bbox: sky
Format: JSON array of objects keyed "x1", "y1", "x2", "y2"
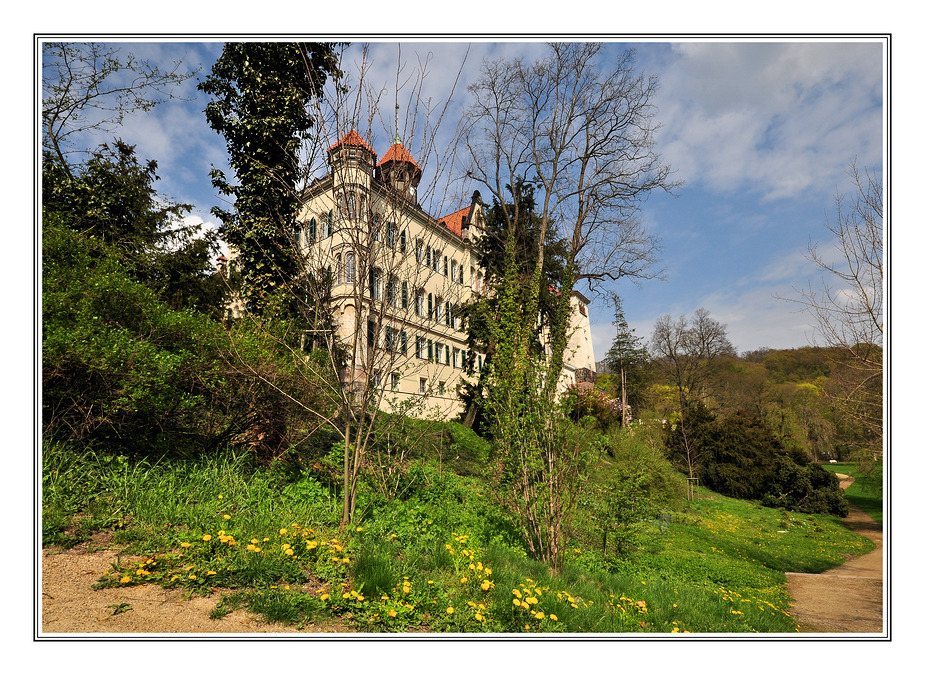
[{"x1": 39, "y1": 37, "x2": 886, "y2": 364}]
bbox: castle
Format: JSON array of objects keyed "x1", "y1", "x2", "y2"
[{"x1": 224, "y1": 129, "x2": 595, "y2": 419}]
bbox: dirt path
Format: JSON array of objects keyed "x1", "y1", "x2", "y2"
[
  {"x1": 785, "y1": 474, "x2": 884, "y2": 634},
  {"x1": 40, "y1": 531, "x2": 351, "y2": 635}
]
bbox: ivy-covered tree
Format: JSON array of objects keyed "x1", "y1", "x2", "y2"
[
  {"x1": 458, "y1": 182, "x2": 569, "y2": 429},
  {"x1": 198, "y1": 42, "x2": 343, "y2": 315}
]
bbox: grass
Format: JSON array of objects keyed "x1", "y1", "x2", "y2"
[
  {"x1": 42, "y1": 441, "x2": 874, "y2": 634},
  {"x1": 822, "y1": 461, "x2": 884, "y2": 525}
]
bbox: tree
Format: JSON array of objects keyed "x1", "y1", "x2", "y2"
[
  {"x1": 42, "y1": 141, "x2": 223, "y2": 316},
  {"x1": 603, "y1": 294, "x2": 649, "y2": 427},
  {"x1": 42, "y1": 42, "x2": 195, "y2": 175},
  {"x1": 462, "y1": 42, "x2": 675, "y2": 573},
  {"x1": 785, "y1": 161, "x2": 883, "y2": 446},
  {"x1": 457, "y1": 181, "x2": 570, "y2": 429},
  {"x1": 464, "y1": 43, "x2": 675, "y2": 401},
  {"x1": 649, "y1": 308, "x2": 736, "y2": 413},
  {"x1": 199, "y1": 42, "x2": 343, "y2": 314}
]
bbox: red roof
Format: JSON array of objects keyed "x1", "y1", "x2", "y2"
[
  {"x1": 439, "y1": 206, "x2": 469, "y2": 237},
  {"x1": 327, "y1": 130, "x2": 377, "y2": 157},
  {"x1": 378, "y1": 142, "x2": 421, "y2": 170}
]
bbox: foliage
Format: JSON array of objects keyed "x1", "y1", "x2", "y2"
[
  {"x1": 43, "y1": 142, "x2": 224, "y2": 316},
  {"x1": 42, "y1": 223, "x2": 333, "y2": 458},
  {"x1": 664, "y1": 406, "x2": 848, "y2": 516},
  {"x1": 199, "y1": 42, "x2": 342, "y2": 314}
]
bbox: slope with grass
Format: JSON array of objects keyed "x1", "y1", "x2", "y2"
[{"x1": 41, "y1": 436, "x2": 876, "y2": 635}]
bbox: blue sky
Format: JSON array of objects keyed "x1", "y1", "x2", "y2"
[{"x1": 43, "y1": 38, "x2": 885, "y2": 362}]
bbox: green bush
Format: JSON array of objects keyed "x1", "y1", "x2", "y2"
[{"x1": 664, "y1": 406, "x2": 848, "y2": 516}]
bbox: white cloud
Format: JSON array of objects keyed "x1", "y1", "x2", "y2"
[{"x1": 654, "y1": 41, "x2": 883, "y2": 201}]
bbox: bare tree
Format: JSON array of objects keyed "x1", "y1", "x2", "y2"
[
  {"x1": 649, "y1": 308, "x2": 737, "y2": 413},
  {"x1": 42, "y1": 42, "x2": 196, "y2": 175},
  {"x1": 461, "y1": 42, "x2": 676, "y2": 573},
  {"x1": 786, "y1": 161, "x2": 883, "y2": 442}
]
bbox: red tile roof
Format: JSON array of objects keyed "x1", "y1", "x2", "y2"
[
  {"x1": 327, "y1": 130, "x2": 377, "y2": 157},
  {"x1": 439, "y1": 206, "x2": 469, "y2": 237},
  {"x1": 378, "y1": 142, "x2": 421, "y2": 170}
]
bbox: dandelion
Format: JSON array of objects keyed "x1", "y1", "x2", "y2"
[
  {"x1": 120, "y1": 575, "x2": 131, "y2": 584},
  {"x1": 202, "y1": 534, "x2": 212, "y2": 542},
  {"x1": 534, "y1": 612, "x2": 545, "y2": 620},
  {"x1": 279, "y1": 528, "x2": 288, "y2": 535},
  {"x1": 446, "y1": 607, "x2": 455, "y2": 614},
  {"x1": 550, "y1": 614, "x2": 558, "y2": 622},
  {"x1": 389, "y1": 609, "x2": 397, "y2": 618},
  {"x1": 320, "y1": 594, "x2": 330, "y2": 601},
  {"x1": 180, "y1": 542, "x2": 192, "y2": 548}
]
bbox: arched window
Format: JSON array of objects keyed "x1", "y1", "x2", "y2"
[{"x1": 345, "y1": 252, "x2": 355, "y2": 283}]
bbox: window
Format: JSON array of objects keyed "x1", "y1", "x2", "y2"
[
  {"x1": 386, "y1": 222, "x2": 397, "y2": 249},
  {"x1": 401, "y1": 281, "x2": 409, "y2": 309},
  {"x1": 451, "y1": 259, "x2": 457, "y2": 282},
  {"x1": 400, "y1": 230, "x2": 407, "y2": 254},
  {"x1": 391, "y1": 372, "x2": 400, "y2": 391},
  {"x1": 367, "y1": 320, "x2": 377, "y2": 349},
  {"x1": 416, "y1": 336, "x2": 426, "y2": 359},
  {"x1": 369, "y1": 268, "x2": 381, "y2": 300},
  {"x1": 308, "y1": 218, "x2": 317, "y2": 242},
  {"x1": 416, "y1": 290, "x2": 425, "y2": 318},
  {"x1": 326, "y1": 214, "x2": 334, "y2": 238},
  {"x1": 385, "y1": 326, "x2": 398, "y2": 352},
  {"x1": 438, "y1": 381, "x2": 445, "y2": 395},
  {"x1": 292, "y1": 223, "x2": 301, "y2": 247},
  {"x1": 345, "y1": 253, "x2": 355, "y2": 283},
  {"x1": 427, "y1": 339, "x2": 434, "y2": 361},
  {"x1": 453, "y1": 347, "x2": 459, "y2": 369},
  {"x1": 419, "y1": 378, "x2": 427, "y2": 394},
  {"x1": 443, "y1": 256, "x2": 448, "y2": 276},
  {"x1": 386, "y1": 275, "x2": 398, "y2": 306},
  {"x1": 428, "y1": 293, "x2": 433, "y2": 319},
  {"x1": 372, "y1": 370, "x2": 382, "y2": 388},
  {"x1": 433, "y1": 250, "x2": 440, "y2": 272},
  {"x1": 446, "y1": 302, "x2": 453, "y2": 328},
  {"x1": 416, "y1": 240, "x2": 423, "y2": 263},
  {"x1": 434, "y1": 298, "x2": 442, "y2": 324},
  {"x1": 400, "y1": 330, "x2": 408, "y2": 355},
  {"x1": 459, "y1": 266, "x2": 464, "y2": 285},
  {"x1": 426, "y1": 246, "x2": 432, "y2": 268},
  {"x1": 436, "y1": 342, "x2": 444, "y2": 365}
]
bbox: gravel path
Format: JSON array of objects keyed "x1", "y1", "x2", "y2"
[{"x1": 785, "y1": 474, "x2": 884, "y2": 634}]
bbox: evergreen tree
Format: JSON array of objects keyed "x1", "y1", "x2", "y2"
[{"x1": 603, "y1": 294, "x2": 649, "y2": 427}]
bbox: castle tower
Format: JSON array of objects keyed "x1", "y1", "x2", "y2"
[{"x1": 375, "y1": 137, "x2": 423, "y2": 204}]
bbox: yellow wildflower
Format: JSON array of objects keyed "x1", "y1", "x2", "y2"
[{"x1": 202, "y1": 534, "x2": 212, "y2": 542}]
